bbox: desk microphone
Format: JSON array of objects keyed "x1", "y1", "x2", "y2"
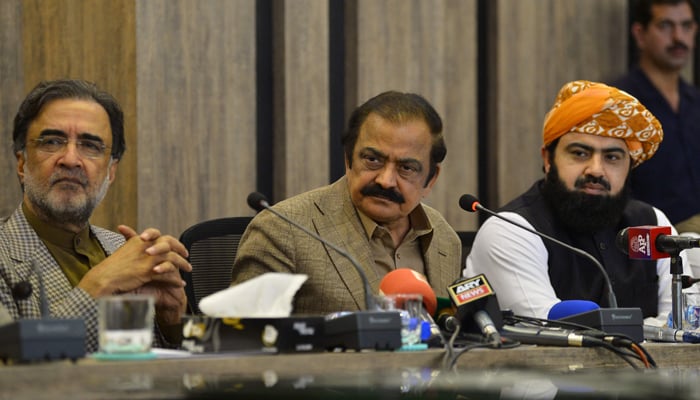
[
  {"x1": 643, "y1": 325, "x2": 700, "y2": 344},
  {"x1": 616, "y1": 226, "x2": 700, "y2": 259},
  {"x1": 379, "y1": 268, "x2": 438, "y2": 316},
  {"x1": 446, "y1": 274, "x2": 503, "y2": 346},
  {"x1": 616, "y1": 226, "x2": 691, "y2": 330},
  {"x1": 0, "y1": 261, "x2": 86, "y2": 363},
  {"x1": 501, "y1": 325, "x2": 605, "y2": 347},
  {"x1": 460, "y1": 194, "x2": 643, "y2": 342},
  {"x1": 246, "y1": 192, "x2": 401, "y2": 350}
]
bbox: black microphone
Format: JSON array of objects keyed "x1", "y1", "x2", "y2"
[
  {"x1": 246, "y1": 192, "x2": 402, "y2": 351},
  {"x1": 446, "y1": 274, "x2": 503, "y2": 346},
  {"x1": 643, "y1": 324, "x2": 700, "y2": 343},
  {"x1": 682, "y1": 276, "x2": 700, "y2": 289},
  {"x1": 11, "y1": 281, "x2": 32, "y2": 302},
  {"x1": 460, "y1": 194, "x2": 643, "y2": 342},
  {"x1": 0, "y1": 261, "x2": 86, "y2": 363},
  {"x1": 501, "y1": 325, "x2": 605, "y2": 347}
]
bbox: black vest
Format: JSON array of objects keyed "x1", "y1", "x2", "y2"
[{"x1": 501, "y1": 180, "x2": 660, "y2": 317}]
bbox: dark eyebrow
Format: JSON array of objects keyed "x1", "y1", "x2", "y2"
[
  {"x1": 39, "y1": 129, "x2": 105, "y2": 143},
  {"x1": 39, "y1": 129, "x2": 67, "y2": 138},
  {"x1": 360, "y1": 147, "x2": 388, "y2": 160},
  {"x1": 566, "y1": 142, "x2": 626, "y2": 155},
  {"x1": 396, "y1": 157, "x2": 423, "y2": 171}
]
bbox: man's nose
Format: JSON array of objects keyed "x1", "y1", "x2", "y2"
[
  {"x1": 375, "y1": 164, "x2": 398, "y2": 187},
  {"x1": 56, "y1": 141, "x2": 84, "y2": 167},
  {"x1": 584, "y1": 154, "x2": 605, "y2": 176}
]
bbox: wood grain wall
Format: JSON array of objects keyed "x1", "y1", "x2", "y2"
[{"x1": 0, "y1": 0, "x2": 634, "y2": 238}]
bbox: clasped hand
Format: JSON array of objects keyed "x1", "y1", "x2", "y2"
[{"x1": 79, "y1": 225, "x2": 192, "y2": 326}]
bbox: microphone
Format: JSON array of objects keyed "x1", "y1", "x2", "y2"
[
  {"x1": 379, "y1": 269, "x2": 438, "y2": 316},
  {"x1": 0, "y1": 261, "x2": 86, "y2": 363},
  {"x1": 246, "y1": 192, "x2": 402, "y2": 351},
  {"x1": 460, "y1": 194, "x2": 643, "y2": 342},
  {"x1": 379, "y1": 269, "x2": 446, "y2": 347},
  {"x1": 501, "y1": 325, "x2": 604, "y2": 347},
  {"x1": 682, "y1": 276, "x2": 700, "y2": 289},
  {"x1": 446, "y1": 274, "x2": 503, "y2": 346},
  {"x1": 643, "y1": 324, "x2": 700, "y2": 344},
  {"x1": 460, "y1": 194, "x2": 617, "y2": 308},
  {"x1": 547, "y1": 300, "x2": 600, "y2": 320},
  {"x1": 616, "y1": 226, "x2": 690, "y2": 330},
  {"x1": 616, "y1": 226, "x2": 700, "y2": 259}
]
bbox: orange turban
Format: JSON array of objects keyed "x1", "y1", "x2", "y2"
[{"x1": 542, "y1": 80, "x2": 663, "y2": 168}]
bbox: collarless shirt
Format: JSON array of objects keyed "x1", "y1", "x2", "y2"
[
  {"x1": 611, "y1": 67, "x2": 700, "y2": 224},
  {"x1": 22, "y1": 202, "x2": 107, "y2": 287},
  {"x1": 356, "y1": 205, "x2": 433, "y2": 277}
]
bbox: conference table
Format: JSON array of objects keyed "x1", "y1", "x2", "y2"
[{"x1": 2, "y1": 342, "x2": 700, "y2": 399}]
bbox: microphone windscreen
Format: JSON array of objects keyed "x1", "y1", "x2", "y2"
[
  {"x1": 615, "y1": 228, "x2": 629, "y2": 255},
  {"x1": 458, "y1": 194, "x2": 479, "y2": 212},
  {"x1": 379, "y1": 269, "x2": 438, "y2": 316},
  {"x1": 247, "y1": 192, "x2": 269, "y2": 211},
  {"x1": 547, "y1": 300, "x2": 600, "y2": 320}
]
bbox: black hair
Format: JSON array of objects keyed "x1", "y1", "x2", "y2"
[
  {"x1": 342, "y1": 91, "x2": 446, "y2": 186},
  {"x1": 12, "y1": 79, "x2": 125, "y2": 160},
  {"x1": 633, "y1": 0, "x2": 698, "y2": 26}
]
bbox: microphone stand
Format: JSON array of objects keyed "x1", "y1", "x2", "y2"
[{"x1": 670, "y1": 250, "x2": 684, "y2": 330}]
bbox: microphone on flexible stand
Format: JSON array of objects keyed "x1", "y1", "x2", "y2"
[
  {"x1": 616, "y1": 226, "x2": 690, "y2": 330},
  {"x1": 246, "y1": 192, "x2": 401, "y2": 350},
  {"x1": 459, "y1": 194, "x2": 643, "y2": 342},
  {"x1": 0, "y1": 261, "x2": 86, "y2": 363}
]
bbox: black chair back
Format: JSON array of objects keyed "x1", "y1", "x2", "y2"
[
  {"x1": 456, "y1": 231, "x2": 477, "y2": 269},
  {"x1": 179, "y1": 216, "x2": 253, "y2": 314}
]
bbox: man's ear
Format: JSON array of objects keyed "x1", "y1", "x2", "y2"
[
  {"x1": 107, "y1": 159, "x2": 119, "y2": 184},
  {"x1": 541, "y1": 146, "x2": 551, "y2": 174},
  {"x1": 16, "y1": 151, "x2": 25, "y2": 186},
  {"x1": 631, "y1": 22, "x2": 646, "y2": 51}
]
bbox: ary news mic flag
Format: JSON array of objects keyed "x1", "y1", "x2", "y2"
[
  {"x1": 623, "y1": 226, "x2": 672, "y2": 260},
  {"x1": 446, "y1": 274, "x2": 503, "y2": 334}
]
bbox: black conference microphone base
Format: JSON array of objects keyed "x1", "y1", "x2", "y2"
[
  {"x1": 559, "y1": 307, "x2": 643, "y2": 342},
  {"x1": 0, "y1": 319, "x2": 86, "y2": 363},
  {"x1": 324, "y1": 311, "x2": 402, "y2": 351}
]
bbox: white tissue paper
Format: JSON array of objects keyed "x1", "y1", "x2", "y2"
[{"x1": 198, "y1": 273, "x2": 308, "y2": 318}]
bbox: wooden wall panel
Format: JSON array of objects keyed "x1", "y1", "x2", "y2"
[
  {"x1": 273, "y1": 0, "x2": 330, "y2": 200},
  {"x1": 18, "y1": 0, "x2": 138, "y2": 231},
  {"x1": 352, "y1": 0, "x2": 478, "y2": 231},
  {"x1": 135, "y1": 0, "x2": 257, "y2": 236},
  {"x1": 492, "y1": 0, "x2": 629, "y2": 207},
  {"x1": 0, "y1": 0, "x2": 24, "y2": 218},
  {"x1": 0, "y1": 0, "x2": 656, "y2": 239}
]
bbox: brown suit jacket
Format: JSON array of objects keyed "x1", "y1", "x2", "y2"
[{"x1": 232, "y1": 177, "x2": 461, "y2": 314}]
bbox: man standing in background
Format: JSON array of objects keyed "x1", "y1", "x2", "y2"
[{"x1": 611, "y1": 0, "x2": 700, "y2": 233}]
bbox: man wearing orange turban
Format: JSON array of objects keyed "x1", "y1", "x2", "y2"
[{"x1": 465, "y1": 80, "x2": 691, "y2": 323}]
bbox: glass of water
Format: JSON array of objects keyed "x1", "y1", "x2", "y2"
[{"x1": 98, "y1": 294, "x2": 155, "y2": 354}]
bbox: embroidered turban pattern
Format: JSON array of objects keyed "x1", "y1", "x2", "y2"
[{"x1": 542, "y1": 80, "x2": 663, "y2": 168}]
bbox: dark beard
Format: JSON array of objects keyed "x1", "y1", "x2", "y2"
[{"x1": 541, "y1": 165, "x2": 630, "y2": 233}]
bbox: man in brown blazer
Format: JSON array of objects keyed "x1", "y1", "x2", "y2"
[{"x1": 232, "y1": 91, "x2": 461, "y2": 314}]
